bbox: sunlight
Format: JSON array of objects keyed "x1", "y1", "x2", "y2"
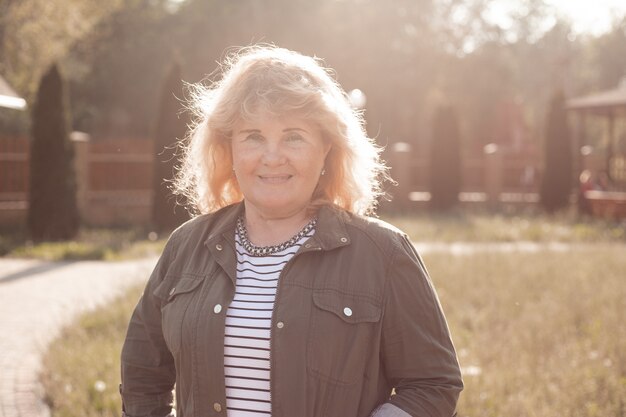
[
  {"x1": 348, "y1": 89, "x2": 367, "y2": 109},
  {"x1": 547, "y1": 0, "x2": 626, "y2": 35},
  {"x1": 164, "y1": 0, "x2": 187, "y2": 13},
  {"x1": 486, "y1": 0, "x2": 626, "y2": 36}
]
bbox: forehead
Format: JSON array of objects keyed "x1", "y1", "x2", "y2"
[{"x1": 235, "y1": 112, "x2": 318, "y2": 132}]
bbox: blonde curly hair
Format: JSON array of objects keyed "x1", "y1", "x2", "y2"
[{"x1": 174, "y1": 45, "x2": 387, "y2": 216}]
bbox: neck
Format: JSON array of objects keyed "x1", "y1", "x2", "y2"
[{"x1": 243, "y1": 203, "x2": 314, "y2": 247}]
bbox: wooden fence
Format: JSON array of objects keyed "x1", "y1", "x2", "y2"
[
  {"x1": 0, "y1": 137, "x2": 29, "y2": 225},
  {"x1": 0, "y1": 135, "x2": 154, "y2": 228},
  {"x1": 0, "y1": 136, "x2": 614, "y2": 228},
  {"x1": 84, "y1": 137, "x2": 154, "y2": 225},
  {"x1": 385, "y1": 142, "x2": 544, "y2": 210}
]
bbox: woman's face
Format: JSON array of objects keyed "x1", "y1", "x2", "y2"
[{"x1": 231, "y1": 113, "x2": 331, "y2": 220}]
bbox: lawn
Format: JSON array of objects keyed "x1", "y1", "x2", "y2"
[
  {"x1": 41, "y1": 284, "x2": 144, "y2": 417},
  {"x1": 426, "y1": 248, "x2": 625, "y2": 417},
  {"x1": 381, "y1": 208, "x2": 626, "y2": 243},
  {"x1": 40, "y1": 244, "x2": 626, "y2": 417},
  {"x1": 3, "y1": 207, "x2": 625, "y2": 261},
  {"x1": 0, "y1": 228, "x2": 167, "y2": 260}
]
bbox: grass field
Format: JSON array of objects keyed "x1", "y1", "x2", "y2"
[
  {"x1": 382, "y1": 209, "x2": 626, "y2": 243},
  {"x1": 426, "y1": 247, "x2": 625, "y2": 417},
  {"x1": 40, "y1": 243, "x2": 626, "y2": 417},
  {"x1": 41, "y1": 284, "x2": 144, "y2": 417},
  {"x1": 3, "y1": 207, "x2": 625, "y2": 261},
  {"x1": 0, "y1": 228, "x2": 167, "y2": 260}
]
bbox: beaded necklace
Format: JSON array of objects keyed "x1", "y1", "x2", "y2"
[{"x1": 236, "y1": 215, "x2": 316, "y2": 256}]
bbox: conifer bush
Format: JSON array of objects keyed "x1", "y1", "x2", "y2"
[
  {"x1": 540, "y1": 90, "x2": 573, "y2": 213},
  {"x1": 429, "y1": 105, "x2": 462, "y2": 211},
  {"x1": 28, "y1": 64, "x2": 79, "y2": 240}
]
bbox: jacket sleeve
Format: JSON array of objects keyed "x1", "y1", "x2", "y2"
[
  {"x1": 120, "y1": 233, "x2": 179, "y2": 417},
  {"x1": 378, "y1": 235, "x2": 463, "y2": 417}
]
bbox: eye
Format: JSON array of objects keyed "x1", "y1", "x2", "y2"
[
  {"x1": 285, "y1": 132, "x2": 305, "y2": 143},
  {"x1": 244, "y1": 132, "x2": 264, "y2": 142}
]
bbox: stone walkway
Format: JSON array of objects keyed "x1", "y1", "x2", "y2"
[
  {"x1": 0, "y1": 257, "x2": 157, "y2": 417},
  {"x1": 412, "y1": 240, "x2": 613, "y2": 255}
]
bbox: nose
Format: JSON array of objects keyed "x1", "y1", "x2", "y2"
[{"x1": 261, "y1": 142, "x2": 286, "y2": 166}]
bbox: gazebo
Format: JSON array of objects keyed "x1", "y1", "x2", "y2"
[
  {"x1": 0, "y1": 74, "x2": 26, "y2": 110},
  {"x1": 567, "y1": 78, "x2": 626, "y2": 218}
]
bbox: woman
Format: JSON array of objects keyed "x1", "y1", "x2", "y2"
[{"x1": 121, "y1": 46, "x2": 463, "y2": 417}]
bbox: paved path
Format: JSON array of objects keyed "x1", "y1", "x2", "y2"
[
  {"x1": 0, "y1": 257, "x2": 158, "y2": 417},
  {"x1": 412, "y1": 240, "x2": 620, "y2": 255}
]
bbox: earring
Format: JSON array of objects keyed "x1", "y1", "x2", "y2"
[{"x1": 321, "y1": 169, "x2": 326, "y2": 176}]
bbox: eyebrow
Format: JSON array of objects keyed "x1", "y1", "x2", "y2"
[{"x1": 237, "y1": 127, "x2": 309, "y2": 134}]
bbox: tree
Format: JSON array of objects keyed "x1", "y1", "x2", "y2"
[
  {"x1": 540, "y1": 90, "x2": 572, "y2": 213},
  {"x1": 429, "y1": 105, "x2": 462, "y2": 210},
  {"x1": 152, "y1": 61, "x2": 190, "y2": 231},
  {"x1": 0, "y1": 0, "x2": 129, "y2": 104},
  {"x1": 586, "y1": 17, "x2": 626, "y2": 90},
  {"x1": 27, "y1": 64, "x2": 79, "y2": 240},
  {"x1": 65, "y1": 0, "x2": 174, "y2": 135}
]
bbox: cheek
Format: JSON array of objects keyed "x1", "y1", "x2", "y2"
[
  {"x1": 232, "y1": 149, "x2": 256, "y2": 170},
  {"x1": 311, "y1": 148, "x2": 328, "y2": 169},
  {"x1": 300, "y1": 156, "x2": 325, "y2": 179}
]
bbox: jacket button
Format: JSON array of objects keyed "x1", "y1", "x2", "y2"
[
  {"x1": 169, "y1": 287, "x2": 176, "y2": 295},
  {"x1": 213, "y1": 402, "x2": 222, "y2": 412},
  {"x1": 213, "y1": 304, "x2": 222, "y2": 314},
  {"x1": 216, "y1": 244, "x2": 223, "y2": 251},
  {"x1": 340, "y1": 237, "x2": 348, "y2": 243},
  {"x1": 343, "y1": 307, "x2": 353, "y2": 317},
  {"x1": 276, "y1": 321, "x2": 284, "y2": 329}
]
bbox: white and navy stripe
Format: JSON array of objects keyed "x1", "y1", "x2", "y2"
[{"x1": 224, "y1": 228, "x2": 315, "y2": 416}]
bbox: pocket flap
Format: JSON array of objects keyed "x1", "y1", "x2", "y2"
[
  {"x1": 312, "y1": 290, "x2": 381, "y2": 324},
  {"x1": 153, "y1": 276, "x2": 204, "y2": 302}
]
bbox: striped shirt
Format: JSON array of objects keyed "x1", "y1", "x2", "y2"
[{"x1": 224, "y1": 227, "x2": 315, "y2": 416}]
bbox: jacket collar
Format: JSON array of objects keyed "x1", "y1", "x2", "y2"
[
  {"x1": 311, "y1": 204, "x2": 351, "y2": 250},
  {"x1": 203, "y1": 202, "x2": 244, "y2": 248},
  {"x1": 203, "y1": 201, "x2": 351, "y2": 252}
]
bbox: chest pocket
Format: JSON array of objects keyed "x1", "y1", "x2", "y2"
[
  {"x1": 153, "y1": 275, "x2": 205, "y2": 353},
  {"x1": 307, "y1": 289, "x2": 382, "y2": 385}
]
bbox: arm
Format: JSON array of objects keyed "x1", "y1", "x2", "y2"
[
  {"x1": 376, "y1": 235, "x2": 463, "y2": 417},
  {"x1": 120, "y1": 234, "x2": 179, "y2": 417}
]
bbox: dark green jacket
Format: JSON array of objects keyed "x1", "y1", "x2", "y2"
[{"x1": 120, "y1": 203, "x2": 463, "y2": 417}]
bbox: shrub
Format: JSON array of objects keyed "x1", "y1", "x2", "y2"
[
  {"x1": 27, "y1": 64, "x2": 79, "y2": 241},
  {"x1": 540, "y1": 90, "x2": 573, "y2": 213},
  {"x1": 429, "y1": 105, "x2": 462, "y2": 211}
]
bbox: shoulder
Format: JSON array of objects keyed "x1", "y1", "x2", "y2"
[
  {"x1": 345, "y1": 212, "x2": 405, "y2": 238},
  {"x1": 343, "y1": 214, "x2": 433, "y2": 301},
  {"x1": 318, "y1": 205, "x2": 411, "y2": 260},
  {"x1": 165, "y1": 203, "x2": 241, "y2": 254},
  {"x1": 340, "y1": 210, "x2": 427, "y2": 275},
  {"x1": 343, "y1": 211, "x2": 410, "y2": 255}
]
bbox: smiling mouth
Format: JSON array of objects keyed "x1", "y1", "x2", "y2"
[{"x1": 258, "y1": 175, "x2": 293, "y2": 183}]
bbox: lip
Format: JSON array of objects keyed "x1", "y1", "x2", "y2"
[{"x1": 258, "y1": 174, "x2": 293, "y2": 183}]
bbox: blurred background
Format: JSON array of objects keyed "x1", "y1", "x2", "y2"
[{"x1": 1, "y1": 0, "x2": 625, "y2": 231}]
